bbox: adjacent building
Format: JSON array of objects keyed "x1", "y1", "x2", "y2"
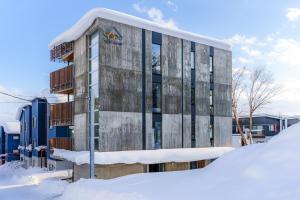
[
  {"x1": 31, "y1": 98, "x2": 48, "y2": 168},
  {"x1": 232, "y1": 114, "x2": 300, "y2": 146},
  {"x1": 18, "y1": 104, "x2": 32, "y2": 168},
  {"x1": 49, "y1": 8, "x2": 232, "y2": 179},
  {"x1": 0, "y1": 122, "x2": 20, "y2": 162},
  {"x1": 0, "y1": 126, "x2": 5, "y2": 164}
]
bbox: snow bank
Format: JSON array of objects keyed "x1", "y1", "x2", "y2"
[
  {"x1": 58, "y1": 123, "x2": 300, "y2": 200},
  {"x1": 49, "y1": 8, "x2": 231, "y2": 51},
  {"x1": 0, "y1": 162, "x2": 70, "y2": 200},
  {"x1": 53, "y1": 147, "x2": 234, "y2": 165}
]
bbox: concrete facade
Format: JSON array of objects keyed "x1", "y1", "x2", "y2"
[{"x1": 68, "y1": 14, "x2": 232, "y2": 179}]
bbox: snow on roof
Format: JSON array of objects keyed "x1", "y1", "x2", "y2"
[
  {"x1": 1, "y1": 122, "x2": 20, "y2": 134},
  {"x1": 15, "y1": 104, "x2": 31, "y2": 120},
  {"x1": 238, "y1": 113, "x2": 300, "y2": 120},
  {"x1": 49, "y1": 8, "x2": 231, "y2": 51},
  {"x1": 53, "y1": 147, "x2": 234, "y2": 165}
]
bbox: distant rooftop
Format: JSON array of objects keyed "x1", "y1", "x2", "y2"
[
  {"x1": 0, "y1": 122, "x2": 20, "y2": 134},
  {"x1": 238, "y1": 114, "x2": 300, "y2": 120},
  {"x1": 49, "y1": 8, "x2": 231, "y2": 51}
]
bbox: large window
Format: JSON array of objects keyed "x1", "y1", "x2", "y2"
[
  {"x1": 152, "y1": 33, "x2": 162, "y2": 149},
  {"x1": 152, "y1": 44, "x2": 161, "y2": 74},
  {"x1": 191, "y1": 49, "x2": 196, "y2": 147},
  {"x1": 209, "y1": 49, "x2": 214, "y2": 146},
  {"x1": 88, "y1": 31, "x2": 100, "y2": 151}
]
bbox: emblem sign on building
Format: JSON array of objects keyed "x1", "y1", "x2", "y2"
[{"x1": 103, "y1": 27, "x2": 122, "y2": 45}]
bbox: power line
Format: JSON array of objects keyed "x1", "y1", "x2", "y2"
[{"x1": 0, "y1": 91, "x2": 31, "y2": 102}]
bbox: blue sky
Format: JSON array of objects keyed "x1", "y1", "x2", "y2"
[{"x1": 1, "y1": 0, "x2": 300, "y2": 121}]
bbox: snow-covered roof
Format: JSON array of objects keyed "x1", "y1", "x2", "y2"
[
  {"x1": 1, "y1": 122, "x2": 20, "y2": 134},
  {"x1": 238, "y1": 114, "x2": 300, "y2": 120},
  {"x1": 49, "y1": 8, "x2": 231, "y2": 51},
  {"x1": 53, "y1": 147, "x2": 234, "y2": 165}
]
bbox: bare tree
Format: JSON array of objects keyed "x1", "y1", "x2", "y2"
[
  {"x1": 246, "y1": 67, "x2": 280, "y2": 144},
  {"x1": 232, "y1": 67, "x2": 247, "y2": 146}
]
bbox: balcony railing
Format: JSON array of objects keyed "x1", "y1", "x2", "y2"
[
  {"x1": 50, "y1": 102, "x2": 74, "y2": 126},
  {"x1": 50, "y1": 42, "x2": 74, "y2": 62},
  {"x1": 50, "y1": 65, "x2": 74, "y2": 94}
]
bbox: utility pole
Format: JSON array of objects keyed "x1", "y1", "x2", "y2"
[{"x1": 89, "y1": 89, "x2": 95, "y2": 179}]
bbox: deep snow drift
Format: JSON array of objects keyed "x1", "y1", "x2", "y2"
[
  {"x1": 58, "y1": 123, "x2": 300, "y2": 200},
  {"x1": 0, "y1": 162, "x2": 68, "y2": 200}
]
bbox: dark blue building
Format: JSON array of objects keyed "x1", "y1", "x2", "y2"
[
  {"x1": 18, "y1": 105, "x2": 32, "y2": 165},
  {"x1": 31, "y1": 98, "x2": 48, "y2": 167},
  {"x1": 0, "y1": 122, "x2": 21, "y2": 162},
  {"x1": 5, "y1": 133, "x2": 20, "y2": 162},
  {"x1": 0, "y1": 126, "x2": 5, "y2": 164}
]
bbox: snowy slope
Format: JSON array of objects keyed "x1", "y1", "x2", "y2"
[{"x1": 58, "y1": 122, "x2": 300, "y2": 200}]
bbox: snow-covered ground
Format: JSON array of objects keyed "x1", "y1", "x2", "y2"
[
  {"x1": 1, "y1": 123, "x2": 300, "y2": 200},
  {"x1": 0, "y1": 162, "x2": 69, "y2": 199},
  {"x1": 58, "y1": 122, "x2": 300, "y2": 200}
]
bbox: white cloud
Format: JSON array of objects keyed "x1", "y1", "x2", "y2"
[
  {"x1": 226, "y1": 34, "x2": 257, "y2": 46},
  {"x1": 267, "y1": 38, "x2": 300, "y2": 67},
  {"x1": 133, "y1": 3, "x2": 178, "y2": 29},
  {"x1": 241, "y1": 46, "x2": 261, "y2": 57},
  {"x1": 237, "y1": 57, "x2": 252, "y2": 64},
  {"x1": 166, "y1": 1, "x2": 178, "y2": 11},
  {"x1": 286, "y1": 8, "x2": 300, "y2": 22}
]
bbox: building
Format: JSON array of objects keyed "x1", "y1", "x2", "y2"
[
  {"x1": 0, "y1": 122, "x2": 21, "y2": 162},
  {"x1": 31, "y1": 98, "x2": 48, "y2": 168},
  {"x1": 49, "y1": 8, "x2": 232, "y2": 179},
  {"x1": 0, "y1": 126, "x2": 5, "y2": 165},
  {"x1": 232, "y1": 114, "x2": 300, "y2": 146},
  {"x1": 18, "y1": 104, "x2": 32, "y2": 168}
]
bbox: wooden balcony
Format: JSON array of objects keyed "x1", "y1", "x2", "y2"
[
  {"x1": 50, "y1": 65, "x2": 74, "y2": 94},
  {"x1": 49, "y1": 138, "x2": 72, "y2": 151},
  {"x1": 50, "y1": 102, "x2": 74, "y2": 126},
  {"x1": 50, "y1": 42, "x2": 74, "y2": 62}
]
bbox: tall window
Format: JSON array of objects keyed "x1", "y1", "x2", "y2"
[
  {"x1": 89, "y1": 31, "x2": 100, "y2": 151},
  {"x1": 209, "y1": 49, "x2": 214, "y2": 146},
  {"x1": 152, "y1": 44, "x2": 161, "y2": 74},
  {"x1": 152, "y1": 33, "x2": 162, "y2": 149},
  {"x1": 191, "y1": 48, "x2": 196, "y2": 147}
]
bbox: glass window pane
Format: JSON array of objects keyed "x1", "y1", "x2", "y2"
[
  {"x1": 90, "y1": 32, "x2": 99, "y2": 46},
  {"x1": 94, "y1": 111, "x2": 99, "y2": 124},
  {"x1": 91, "y1": 84, "x2": 99, "y2": 98},
  {"x1": 94, "y1": 138, "x2": 99, "y2": 150},
  {"x1": 191, "y1": 52, "x2": 195, "y2": 69},
  {"x1": 90, "y1": 58, "x2": 99, "y2": 72},
  {"x1": 91, "y1": 45, "x2": 99, "y2": 59},
  {"x1": 152, "y1": 44, "x2": 161, "y2": 74},
  {"x1": 153, "y1": 121, "x2": 161, "y2": 149},
  {"x1": 94, "y1": 125, "x2": 99, "y2": 137},
  {"x1": 152, "y1": 82, "x2": 161, "y2": 113},
  {"x1": 209, "y1": 56, "x2": 213, "y2": 72},
  {"x1": 91, "y1": 71, "x2": 99, "y2": 86}
]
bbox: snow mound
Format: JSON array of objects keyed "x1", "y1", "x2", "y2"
[
  {"x1": 49, "y1": 8, "x2": 231, "y2": 51},
  {"x1": 59, "y1": 123, "x2": 300, "y2": 200},
  {"x1": 53, "y1": 147, "x2": 234, "y2": 165}
]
